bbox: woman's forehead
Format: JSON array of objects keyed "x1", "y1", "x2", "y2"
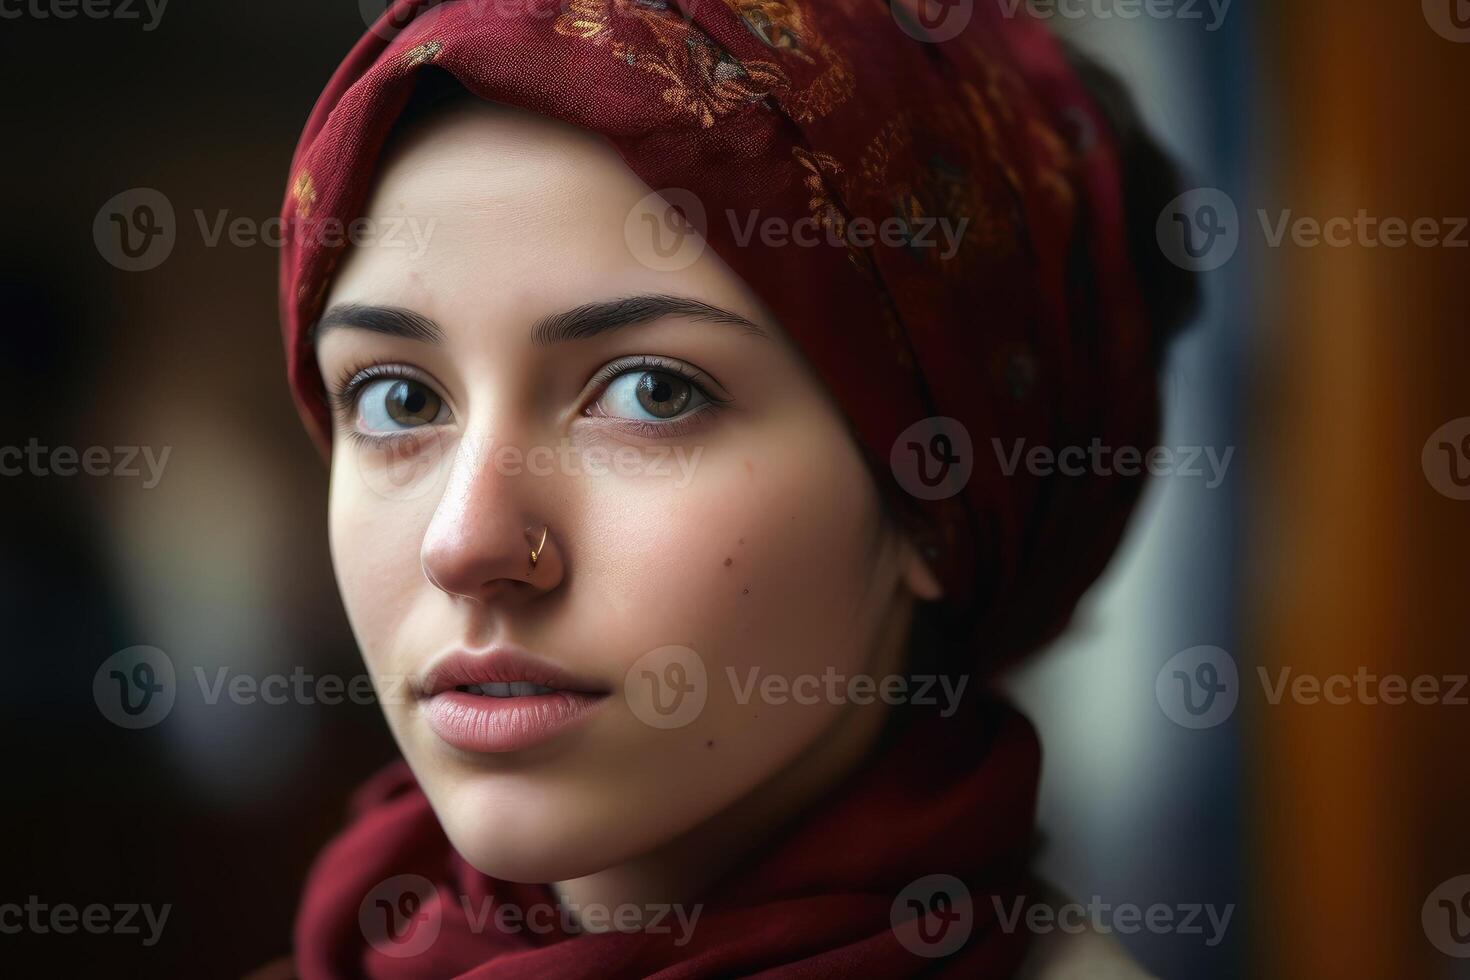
[
  {"x1": 373, "y1": 99, "x2": 620, "y2": 208},
  {"x1": 334, "y1": 106, "x2": 645, "y2": 311},
  {"x1": 326, "y1": 102, "x2": 773, "y2": 348}
]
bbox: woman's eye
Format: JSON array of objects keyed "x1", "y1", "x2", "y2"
[
  {"x1": 595, "y1": 369, "x2": 706, "y2": 421},
  {"x1": 355, "y1": 378, "x2": 446, "y2": 432}
]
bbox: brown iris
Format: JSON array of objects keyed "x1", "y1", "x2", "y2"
[
  {"x1": 383, "y1": 379, "x2": 441, "y2": 426},
  {"x1": 634, "y1": 370, "x2": 693, "y2": 419}
]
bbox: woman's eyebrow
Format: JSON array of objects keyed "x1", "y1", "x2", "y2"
[
  {"x1": 313, "y1": 304, "x2": 443, "y2": 344},
  {"x1": 313, "y1": 293, "x2": 767, "y2": 346},
  {"x1": 530, "y1": 294, "x2": 768, "y2": 345}
]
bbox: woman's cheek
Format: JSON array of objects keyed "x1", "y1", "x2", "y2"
[
  {"x1": 328, "y1": 454, "x2": 437, "y2": 672},
  {"x1": 592, "y1": 426, "x2": 881, "y2": 736}
]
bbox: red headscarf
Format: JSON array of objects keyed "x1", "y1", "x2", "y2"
[
  {"x1": 280, "y1": 0, "x2": 1160, "y2": 975},
  {"x1": 296, "y1": 699, "x2": 1041, "y2": 978}
]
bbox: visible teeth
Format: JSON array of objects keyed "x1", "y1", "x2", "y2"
[{"x1": 470, "y1": 681, "x2": 555, "y2": 697}]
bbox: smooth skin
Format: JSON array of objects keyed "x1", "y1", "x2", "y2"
[{"x1": 317, "y1": 99, "x2": 942, "y2": 925}]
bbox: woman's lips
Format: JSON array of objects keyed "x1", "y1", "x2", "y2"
[
  {"x1": 421, "y1": 689, "x2": 607, "y2": 753},
  {"x1": 415, "y1": 647, "x2": 610, "y2": 753}
]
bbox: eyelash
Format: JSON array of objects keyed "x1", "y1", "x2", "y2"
[
  {"x1": 325, "y1": 356, "x2": 728, "y2": 441},
  {"x1": 324, "y1": 363, "x2": 433, "y2": 448},
  {"x1": 581, "y1": 354, "x2": 728, "y2": 436}
]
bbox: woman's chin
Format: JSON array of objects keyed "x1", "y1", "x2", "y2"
[
  {"x1": 443, "y1": 828, "x2": 619, "y2": 885},
  {"x1": 428, "y1": 780, "x2": 646, "y2": 885},
  {"x1": 462, "y1": 853, "x2": 599, "y2": 885}
]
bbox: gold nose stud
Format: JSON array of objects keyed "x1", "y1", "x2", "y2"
[{"x1": 527, "y1": 525, "x2": 549, "y2": 573}]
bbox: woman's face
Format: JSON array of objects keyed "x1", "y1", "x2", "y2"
[{"x1": 318, "y1": 100, "x2": 939, "y2": 883}]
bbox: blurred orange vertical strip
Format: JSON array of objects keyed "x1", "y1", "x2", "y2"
[{"x1": 1252, "y1": 2, "x2": 1470, "y2": 977}]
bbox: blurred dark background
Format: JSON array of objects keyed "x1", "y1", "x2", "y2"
[
  {"x1": 1, "y1": 4, "x2": 397, "y2": 975},
  {"x1": 2, "y1": 2, "x2": 1468, "y2": 978}
]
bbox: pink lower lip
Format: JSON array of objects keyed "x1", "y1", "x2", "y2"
[{"x1": 421, "y1": 690, "x2": 608, "y2": 753}]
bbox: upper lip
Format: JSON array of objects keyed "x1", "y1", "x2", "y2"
[{"x1": 414, "y1": 646, "x2": 610, "y2": 699}]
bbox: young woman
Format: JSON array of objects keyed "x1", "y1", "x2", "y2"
[{"x1": 278, "y1": 1, "x2": 1195, "y2": 976}]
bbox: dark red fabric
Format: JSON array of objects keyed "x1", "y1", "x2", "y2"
[
  {"x1": 279, "y1": 1, "x2": 1160, "y2": 975},
  {"x1": 295, "y1": 701, "x2": 1040, "y2": 979}
]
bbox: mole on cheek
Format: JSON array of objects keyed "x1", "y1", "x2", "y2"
[{"x1": 724, "y1": 557, "x2": 733, "y2": 567}]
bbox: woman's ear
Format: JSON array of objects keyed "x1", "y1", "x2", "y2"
[{"x1": 900, "y1": 536, "x2": 945, "y2": 603}]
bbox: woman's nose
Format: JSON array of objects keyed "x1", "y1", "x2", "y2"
[{"x1": 419, "y1": 432, "x2": 566, "y2": 603}]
